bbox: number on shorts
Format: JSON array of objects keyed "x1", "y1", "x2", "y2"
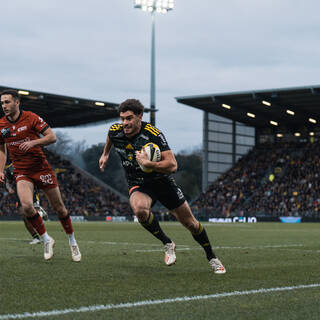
[{"x1": 40, "y1": 174, "x2": 53, "y2": 185}]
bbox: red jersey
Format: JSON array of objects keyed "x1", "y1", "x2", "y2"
[{"x1": 0, "y1": 111, "x2": 51, "y2": 172}]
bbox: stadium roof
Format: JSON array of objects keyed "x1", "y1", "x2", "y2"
[
  {"x1": 0, "y1": 85, "x2": 120, "y2": 128},
  {"x1": 176, "y1": 85, "x2": 320, "y2": 132}
]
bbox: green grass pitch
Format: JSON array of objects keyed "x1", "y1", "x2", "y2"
[{"x1": 0, "y1": 221, "x2": 320, "y2": 319}]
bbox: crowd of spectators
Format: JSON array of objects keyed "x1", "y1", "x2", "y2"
[
  {"x1": 0, "y1": 149, "x2": 132, "y2": 217},
  {"x1": 3, "y1": 140, "x2": 320, "y2": 218},
  {"x1": 193, "y1": 140, "x2": 320, "y2": 217}
]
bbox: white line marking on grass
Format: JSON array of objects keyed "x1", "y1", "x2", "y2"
[
  {"x1": 0, "y1": 238, "x2": 29, "y2": 242},
  {"x1": 0, "y1": 238, "x2": 190, "y2": 247},
  {"x1": 86, "y1": 241, "x2": 162, "y2": 247},
  {"x1": 135, "y1": 244, "x2": 304, "y2": 253},
  {"x1": 85, "y1": 240, "x2": 190, "y2": 247},
  {"x1": 0, "y1": 238, "x2": 307, "y2": 253},
  {"x1": 201, "y1": 223, "x2": 251, "y2": 227},
  {"x1": 0, "y1": 283, "x2": 319, "y2": 319},
  {"x1": 136, "y1": 248, "x2": 193, "y2": 252}
]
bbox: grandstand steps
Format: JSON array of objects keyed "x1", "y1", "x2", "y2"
[{"x1": 57, "y1": 154, "x2": 128, "y2": 203}]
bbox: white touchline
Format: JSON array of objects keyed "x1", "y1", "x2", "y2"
[
  {"x1": 0, "y1": 284, "x2": 319, "y2": 319},
  {"x1": 0, "y1": 238, "x2": 191, "y2": 247},
  {"x1": 0, "y1": 239, "x2": 300, "y2": 250},
  {"x1": 135, "y1": 244, "x2": 304, "y2": 253},
  {"x1": 0, "y1": 238, "x2": 31, "y2": 241}
]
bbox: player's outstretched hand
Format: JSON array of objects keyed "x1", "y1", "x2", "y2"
[{"x1": 99, "y1": 154, "x2": 109, "y2": 172}]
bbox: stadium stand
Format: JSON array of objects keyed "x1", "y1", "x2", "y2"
[
  {"x1": 0, "y1": 86, "x2": 137, "y2": 219},
  {"x1": 0, "y1": 149, "x2": 132, "y2": 218},
  {"x1": 192, "y1": 140, "x2": 320, "y2": 218}
]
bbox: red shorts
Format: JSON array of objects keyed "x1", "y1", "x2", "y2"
[{"x1": 15, "y1": 167, "x2": 58, "y2": 190}]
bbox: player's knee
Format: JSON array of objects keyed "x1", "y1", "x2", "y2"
[
  {"x1": 51, "y1": 203, "x2": 66, "y2": 216},
  {"x1": 21, "y1": 203, "x2": 35, "y2": 216},
  {"x1": 132, "y1": 206, "x2": 149, "y2": 221},
  {"x1": 184, "y1": 220, "x2": 200, "y2": 234}
]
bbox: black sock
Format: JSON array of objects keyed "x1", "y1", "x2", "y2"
[
  {"x1": 140, "y1": 212, "x2": 171, "y2": 245},
  {"x1": 192, "y1": 223, "x2": 216, "y2": 260},
  {"x1": 32, "y1": 233, "x2": 40, "y2": 240}
]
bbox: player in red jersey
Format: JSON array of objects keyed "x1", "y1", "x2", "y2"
[
  {"x1": 5, "y1": 162, "x2": 48, "y2": 245},
  {"x1": 0, "y1": 90, "x2": 81, "y2": 262}
]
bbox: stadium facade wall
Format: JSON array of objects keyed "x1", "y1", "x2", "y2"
[{"x1": 202, "y1": 112, "x2": 255, "y2": 191}]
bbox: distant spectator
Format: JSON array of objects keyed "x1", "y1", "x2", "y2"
[
  {"x1": 0, "y1": 149, "x2": 132, "y2": 217},
  {"x1": 192, "y1": 141, "x2": 320, "y2": 217}
]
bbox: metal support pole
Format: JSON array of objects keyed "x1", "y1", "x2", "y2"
[
  {"x1": 202, "y1": 111, "x2": 209, "y2": 192},
  {"x1": 232, "y1": 120, "x2": 236, "y2": 165},
  {"x1": 150, "y1": 11, "x2": 156, "y2": 126}
]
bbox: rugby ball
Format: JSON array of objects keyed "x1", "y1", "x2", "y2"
[{"x1": 139, "y1": 143, "x2": 161, "y2": 173}]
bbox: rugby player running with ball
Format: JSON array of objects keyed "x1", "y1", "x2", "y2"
[{"x1": 99, "y1": 99, "x2": 225, "y2": 273}]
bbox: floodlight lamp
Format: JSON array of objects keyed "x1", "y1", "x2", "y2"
[
  {"x1": 310, "y1": 132, "x2": 315, "y2": 136},
  {"x1": 286, "y1": 109, "x2": 295, "y2": 116},
  {"x1": 294, "y1": 132, "x2": 301, "y2": 137},
  {"x1": 222, "y1": 103, "x2": 231, "y2": 110},
  {"x1": 262, "y1": 100, "x2": 271, "y2": 106},
  {"x1": 18, "y1": 90, "x2": 29, "y2": 96},
  {"x1": 95, "y1": 102, "x2": 105, "y2": 107},
  {"x1": 247, "y1": 112, "x2": 255, "y2": 118},
  {"x1": 270, "y1": 120, "x2": 278, "y2": 126},
  {"x1": 134, "y1": 0, "x2": 174, "y2": 13},
  {"x1": 309, "y1": 118, "x2": 317, "y2": 124}
]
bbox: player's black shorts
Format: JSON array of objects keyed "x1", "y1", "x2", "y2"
[{"x1": 129, "y1": 176, "x2": 185, "y2": 210}]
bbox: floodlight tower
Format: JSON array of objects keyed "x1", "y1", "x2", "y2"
[{"x1": 134, "y1": 0, "x2": 174, "y2": 126}]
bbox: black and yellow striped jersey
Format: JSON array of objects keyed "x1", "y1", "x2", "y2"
[{"x1": 108, "y1": 121, "x2": 171, "y2": 187}]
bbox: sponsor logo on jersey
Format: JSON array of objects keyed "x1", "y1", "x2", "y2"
[
  {"x1": 1, "y1": 127, "x2": 11, "y2": 138},
  {"x1": 122, "y1": 160, "x2": 133, "y2": 167},
  {"x1": 115, "y1": 147, "x2": 126, "y2": 155},
  {"x1": 125, "y1": 144, "x2": 134, "y2": 150},
  {"x1": 8, "y1": 137, "x2": 30, "y2": 146},
  {"x1": 158, "y1": 133, "x2": 168, "y2": 146},
  {"x1": 139, "y1": 134, "x2": 149, "y2": 141},
  {"x1": 177, "y1": 188, "x2": 184, "y2": 200},
  {"x1": 17, "y1": 125, "x2": 27, "y2": 132}
]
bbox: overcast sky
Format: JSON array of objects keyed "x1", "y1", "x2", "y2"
[{"x1": 1, "y1": 0, "x2": 320, "y2": 152}]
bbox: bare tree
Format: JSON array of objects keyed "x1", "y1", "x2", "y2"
[{"x1": 46, "y1": 131, "x2": 73, "y2": 156}]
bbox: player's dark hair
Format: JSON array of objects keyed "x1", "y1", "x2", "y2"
[
  {"x1": 118, "y1": 99, "x2": 144, "y2": 115},
  {"x1": 0, "y1": 89, "x2": 21, "y2": 101}
]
